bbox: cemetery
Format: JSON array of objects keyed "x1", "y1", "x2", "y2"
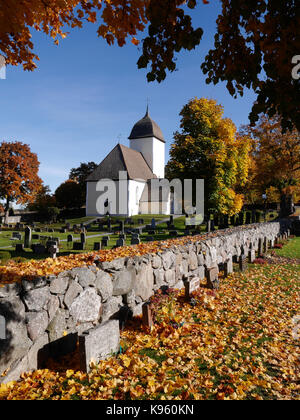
[
  {"x1": 0, "y1": 0, "x2": 299, "y2": 402},
  {"x1": 0, "y1": 217, "x2": 295, "y2": 385}
]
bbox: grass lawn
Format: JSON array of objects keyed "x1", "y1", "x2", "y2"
[{"x1": 274, "y1": 237, "x2": 300, "y2": 259}]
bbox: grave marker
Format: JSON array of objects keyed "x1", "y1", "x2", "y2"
[
  {"x1": 24, "y1": 226, "x2": 32, "y2": 248},
  {"x1": 142, "y1": 302, "x2": 153, "y2": 328},
  {"x1": 116, "y1": 238, "x2": 125, "y2": 247},
  {"x1": 93, "y1": 242, "x2": 101, "y2": 251},
  {"x1": 206, "y1": 267, "x2": 219, "y2": 290},
  {"x1": 239, "y1": 255, "x2": 248, "y2": 272},
  {"x1": 185, "y1": 277, "x2": 200, "y2": 300}
]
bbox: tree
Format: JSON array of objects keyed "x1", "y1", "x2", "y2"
[
  {"x1": 0, "y1": 141, "x2": 42, "y2": 223},
  {"x1": 55, "y1": 179, "x2": 84, "y2": 209},
  {"x1": 166, "y1": 97, "x2": 251, "y2": 216},
  {"x1": 241, "y1": 115, "x2": 300, "y2": 217},
  {"x1": 28, "y1": 184, "x2": 58, "y2": 220},
  {"x1": 0, "y1": 1, "x2": 299, "y2": 131},
  {"x1": 69, "y1": 161, "x2": 98, "y2": 203},
  {"x1": 201, "y1": 1, "x2": 300, "y2": 133}
]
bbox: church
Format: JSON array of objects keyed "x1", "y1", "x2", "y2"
[{"x1": 86, "y1": 108, "x2": 171, "y2": 217}]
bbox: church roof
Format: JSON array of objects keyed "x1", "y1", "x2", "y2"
[
  {"x1": 128, "y1": 108, "x2": 165, "y2": 143},
  {"x1": 86, "y1": 144, "x2": 157, "y2": 182}
]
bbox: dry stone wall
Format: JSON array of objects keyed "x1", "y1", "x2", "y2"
[{"x1": 0, "y1": 221, "x2": 286, "y2": 382}]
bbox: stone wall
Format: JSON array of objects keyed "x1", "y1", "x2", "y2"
[{"x1": 0, "y1": 221, "x2": 286, "y2": 383}]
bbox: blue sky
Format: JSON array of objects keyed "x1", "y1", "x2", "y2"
[{"x1": 0, "y1": 1, "x2": 256, "y2": 195}]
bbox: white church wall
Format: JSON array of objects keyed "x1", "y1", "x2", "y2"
[
  {"x1": 128, "y1": 180, "x2": 146, "y2": 216},
  {"x1": 86, "y1": 181, "x2": 129, "y2": 217}
]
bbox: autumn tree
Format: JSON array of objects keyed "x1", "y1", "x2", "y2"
[
  {"x1": 241, "y1": 115, "x2": 300, "y2": 217},
  {"x1": 69, "y1": 161, "x2": 97, "y2": 204},
  {"x1": 166, "y1": 97, "x2": 251, "y2": 216},
  {"x1": 55, "y1": 179, "x2": 84, "y2": 209},
  {"x1": 0, "y1": 1, "x2": 299, "y2": 131},
  {"x1": 0, "y1": 141, "x2": 42, "y2": 223}
]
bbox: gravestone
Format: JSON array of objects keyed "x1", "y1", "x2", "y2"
[
  {"x1": 32, "y1": 234, "x2": 40, "y2": 240},
  {"x1": 151, "y1": 218, "x2": 156, "y2": 229},
  {"x1": 248, "y1": 249, "x2": 256, "y2": 263},
  {"x1": 185, "y1": 277, "x2": 200, "y2": 300},
  {"x1": 73, "y1": 242, "x2": 84, "y2": 251},
  {"x1": 131, "y1": 238, "x2": 140, "y2": 245},
  {"x1": 116, "y1": 238, "x2": 125, "y2": 247},
  {"x1": 119, "y1": 234, "x2": 126, "y2": 240},
  {"x1": 93, "y1": 242, "x2": 101, "y2": 251},
  {"x1": 0, "y1": 315, "x2": 5, "y2": 340},
  {"x1": 48, "y1": 245, "x2": 58, "y2": 259},
  {"x1": 101, "y1": 239, "x2": 109, "y2": 248},
  {"x1": 67, "y1": 234, "x2": 73, "y2": 243},
  {"x1": 142, "y1": 302, "x2": 153, "y2": 328},
  {"x1": 258, "y1": 238, "x2": 264, "y2": 257},
  {"x1": 206, "y1": 267, "x2": 219, "y2": 290},
  {"x1": 224, "y1": 258, "x2": 233, "y2": 277},
  {"x1": 119, "y1": 221, "x2": 125, "y2": 234},
  {"x1": 138, "y1": 219, "x2": 144, "y2": 225},
  {"x1": 24, "y1": 226, "x2": 32, "y2": 248},
  {"x1": 239, "y1": 255, "x2": 248, "y2": 272},
  {"x1": 15, "y1": 244, "x2": 24, "y2": 253},
  {"x1": 33, "y1": 244, "x2": 46, "y2": 254},
  {"x1": 80, "y1": 232, "x2": 86, "y2": 244},
  {"x1": 147, "y1": 236, "x2": 155, "y2": 242}
]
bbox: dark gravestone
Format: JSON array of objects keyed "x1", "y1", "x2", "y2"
[
  {"x1": 15, "y1": 243, "x2": 24, "y2": 253},
  {"x1": 147, "y1": 236, "x2": 155, "y2": 242},
  {"x1": 239, "y1": 255, "x2": 248, "y2": 272},
  {"x1": 258, "y1": 238, "x2": 264, "y2": 257},
  {"x1": 93, "y1": 242, "x2": 101, "y2": 251},
  {"x1": 101, "y1": 239, "x2": 109, "y2": 248},
  {"x1": 32, "y1": 234, "x2": 40, "y2": 240},
  {"x1": 138, "y1": 219, "x2": 144, "y2": 225},
  {"x1": 67, "y1": 234, "x2": 73, "y2": 243},
  {"x1": 24, "y1": 226, "x2": 32, "y2": 248},
  {"x1": 116, "y1": 238, "x2": 125, "y2": 247},
  {"x1": 119, "y1": 234, "x2": 126, "y2": 240},
  {"x1": 131, "y1": 238, "x2": 141, "y2": 245},
  {"x1": 80, "y1": 232, "x2": 86, "y2": 244},
  {"x1": 73, "y1": 242, "x2": 84, "y2": 251},
  {"x1": 33, "y1": 244, "x2": 46, "y2": 254},
  {"x1": 48, "y1": 245, "x2": 58, "y2": 259},
  {"x1": 142, "y1": 302, "x2": 153, "y2": 328}
]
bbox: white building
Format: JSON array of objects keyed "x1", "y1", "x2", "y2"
[{"x1": 86, "y1": 108, "x2": 171, "y2": 217}]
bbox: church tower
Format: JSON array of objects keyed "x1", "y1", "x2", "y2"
[{"x1": 128, "y1": 107, "x2": 165, "y2": 179}]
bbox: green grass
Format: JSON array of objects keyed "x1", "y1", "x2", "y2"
[{"x1": 274, "y1": 237, "x2": 300, "y2": 259}]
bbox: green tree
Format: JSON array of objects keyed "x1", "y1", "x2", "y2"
[
  {"x1": 55, "y1": 180, "x2": 83, "y2": 209},
  {"x1": 166, "y1": 97, "x2": 251, "y2": 216},
  {"x1": 69, "y1": 161, "x2": 98, "y2": 203}
]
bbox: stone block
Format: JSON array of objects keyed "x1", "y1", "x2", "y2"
[
  {"x1": 70, "y1": 288, "x2": 102, "y2": 324},
  {"x1": 64, "y1": 282, "x2": 83, "y2": 309},
  {"x1": 112, "y1": 268, "x2": 136, "y2": 296},
  {"x1": 134, "y1": 264, "x2": 154, "y2": 301},
  {"x1": 95, "y1": 271, "x2": 113, "y2": 302},
  {"x1": 79, "y1": 320, "x2": 120, "y2": 372},
  {"x1": 23, "y1": 287, "x2": 51, "y2": 312}
]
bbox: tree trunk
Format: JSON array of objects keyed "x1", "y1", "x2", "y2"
[
  {"x1": 4, "y1": 197, "x2": 10, "y2": 225},
  {"x1": 280, "y1": 193, "x2": 294, "y2": 218}
]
